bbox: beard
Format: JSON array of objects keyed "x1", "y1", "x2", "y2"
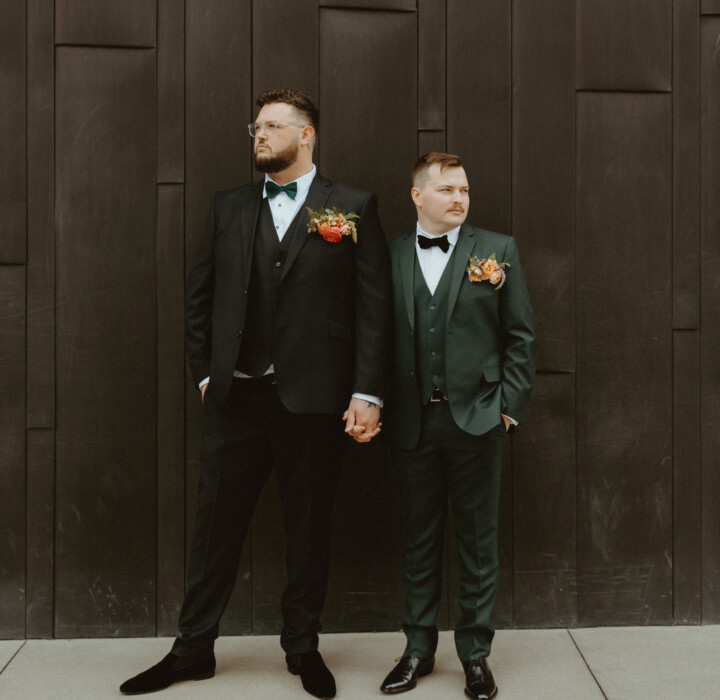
[{"x1": 254, "y1": 140, "x2": 299, "y2": 173}]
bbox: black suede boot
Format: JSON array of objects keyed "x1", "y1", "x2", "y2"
[{"x1": 119, "y1": 652, "x2": 215, "y2": 695}]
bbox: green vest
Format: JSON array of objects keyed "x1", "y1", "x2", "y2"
[{"x1": 414, "y1": 250, "x2": 456, "y2": 404}]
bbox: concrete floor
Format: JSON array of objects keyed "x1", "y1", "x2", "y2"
[{"x1": 1, "y1": 627, "x2": 718, "y2": 699}]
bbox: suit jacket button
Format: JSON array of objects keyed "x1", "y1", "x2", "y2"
[
  {"x1": 237, "y1": 330, "x2": 242, "y2": 336},
  {"x1": 410, "y1": 370, "x2": 415, "y2": 378}
]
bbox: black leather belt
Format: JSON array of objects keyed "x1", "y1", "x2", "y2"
[{"x1": 429, "y1": 387, "x2": 448, "y2": 402}]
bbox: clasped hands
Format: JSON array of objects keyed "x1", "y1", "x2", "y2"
[{"x1": 343, "y1": 397, "x2": 382, "y2": 443}]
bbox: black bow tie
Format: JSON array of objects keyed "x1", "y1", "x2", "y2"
[
  {"x1": 265, "y1": 180, "x2": 298, "y2": 199},
  {"x1": 417, "y1": 234, "x2": 450, "y2": 253}
]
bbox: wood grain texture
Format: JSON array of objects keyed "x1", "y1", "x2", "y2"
[
  {"x1": 577, "y1": 0, "x2": 672, "y2": 91},
  {"x1": 513, "y1": 373, "x2": 577, "y2": 628},
  {"x1": 672, "y1": 331, "x2": 701, "y2": 623},
  {"x1": 418, "y1": 131, "x2": 446, "y2": 157},
  {"x1": 418, "y1": 0, "x2": 445, "y2": 130},
  {"x1": 55, "y1": 0, "x2": 156, "y2": 47},
  {"x1": 54, "y1": 48, "x2": 156, "y2": 636},
  {"x1": 447, "y1": 0, "x2": 511, "y2": 234},
  {"x1": 319, "y1": 8, "x2": 416, "y2": 237},
  {"x1": 27, "y1": 0, "x2": 56, "y2": 428},
  {"x1": 512, "y1": 0, "x2": 575, "y2": 373},
  {"x1": 0, "y1": 266, "x2": 26, "y2": 637},
  {"x1": 673, "y1": 0, "x2": 701, "y2": 329},
  {"x1": 701, "y1": 0, "x2": 720, "y2": 13},
  {"x1": 253, "y1": 0, "x2": 318, "y2": 98},
  {"x1": 576, "y1": 93, "x2": 672, "y2": 626},
  {"x1": 156, "y1": 185, "x2": 186, "y2": 635},
  {"x1": 157, "y1": 0, "x2": 184, "y2": 183},
  {"x1": 0, "y1": 0, "x2": 26, "y2": 263},
  {"x1": 26, "y1": 429, "x2": 55, "y2": 637},
  {"x1": 700, "y1": 16, "x2": 720, "y2": 623}
]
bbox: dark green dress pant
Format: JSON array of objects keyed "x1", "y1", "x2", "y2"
[{"x1": 393, "y1": 401, "x2": 505, "y2": 662}]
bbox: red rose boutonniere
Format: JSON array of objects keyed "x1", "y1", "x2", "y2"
[
  {"x1": 466, "y1": 253, "x2": 510, "y2": 290},
  {"x1": 306, "y1": 206, "x2": 358, "y2": 244}
]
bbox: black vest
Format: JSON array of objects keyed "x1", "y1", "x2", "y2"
[
  {"x1": 414, "y1": 249, "x2": 455, "y2": 404},
  {"x1": 235, "y1": 198, "x2": 297, "y2": 376}
]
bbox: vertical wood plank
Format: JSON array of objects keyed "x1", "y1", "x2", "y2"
[
  {"x1": 577, "y1": 0, "x2": 672, "y2": 91},
  {"x1": 673, "y1": 0, "x2": 701, "y2": 329},
  {"x1": 185, "y1": 0, "x2": 253, "y2": 633},
  {"x1": 700, "y1": 16, "x2": 720, "y2": 623},
  {"x1": 26, "y1": 428, "x2": 55, "y2": 637},
  {"x1": 55, "y1": 48, "x2": 156, "y2": 636},
  {"x1": 512, "y1": 0, "x2": 575, "y2": 372},
  {"x1": 318, "y1": 8, "x2": 417, "y2": 238},
  {"x1": 576, "y1": 93, "x2": 672, "y2": 626},
  {"x1": 673, "y1": 331, "x2": 701, "y2": 623},
  {"x1": 418, "y1": 131, "x2": 446, "y2": 158},
  {"x1": 55, "y1": 0, "x2": 156, "y2": 47},
  {"x1": 253, "y1": 0, "x2": 318, "y2": 98},
  {"x1": 418, "y1": 0, "x2": 445, "y2": 130},
  {"x1": 513, "y1": 374, "x2": 577, "y2": 627},
  {"x1": 157, "y1": 0, "x2": 185, "y2": 183},
  {"x1": 0, "y1": 266, "x2": 26, "y2": 638},
  {"x1": 447, "y1": 0, "x2": 511, "y2": 234},
  {"x1": 701, "y1": 0, "x2": 720, "y2": 13},
  {"x1": 27, "y1": 0, "x2": 55, "y2": 428},
  {"x1": 0, "y1": 0, "x2": 26, "y2": 263},
  {"x1": 156, "y1": 185, "x2": 186, "y2": 635}
]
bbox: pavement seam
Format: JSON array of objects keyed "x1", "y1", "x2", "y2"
[
  {"x1": 0, "y1": 641, "x2": 26, "y2": 676},
  {"x1": 566, "y1": 630, "x2": 608, "y2": 699}
]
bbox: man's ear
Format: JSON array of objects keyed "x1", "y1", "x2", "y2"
[
  {"x1": 410, "y1": 186, "x2": 422, "y2": 208},
  {"x1": 300, "y1": 125, "x2": 315, "y2": 148}
]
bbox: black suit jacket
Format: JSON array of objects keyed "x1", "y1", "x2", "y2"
[{"x1": 185, "y1": 173, "x2": 392, "y2": 413}]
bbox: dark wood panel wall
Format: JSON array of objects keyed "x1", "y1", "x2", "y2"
[{"x1": 1, "y1": 0, "x2": 718, "y2": 639}]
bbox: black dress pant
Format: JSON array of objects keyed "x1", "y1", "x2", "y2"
[{"x1": 172, "y1": 376, "x2": 347, "y2": 658}]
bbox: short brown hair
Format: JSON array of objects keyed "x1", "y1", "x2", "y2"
[
  {"x1": 256, "y1": 88, "x2": 319, "y2": 133},
  {"x1": 412, "y1": 151, "x2": 464, "y2": 187}
]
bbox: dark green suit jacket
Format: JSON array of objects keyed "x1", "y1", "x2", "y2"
[{"x1": 384, "y1": 224, "x2": 536, "y2": 450}]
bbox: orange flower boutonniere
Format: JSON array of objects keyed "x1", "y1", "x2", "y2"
[
  {"x1": 306, "y1": 206, "x2": 358, "y2": 244},
  {"x1": 466, "y1": 253, "x2": 510, "y2": 290}
]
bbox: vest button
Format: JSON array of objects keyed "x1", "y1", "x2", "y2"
[
  {"x1": 430, "y1": 327, "x2": 436, "y2": 333},
  {"x1": 433, "y1": 374, "x2": 439, "y2": 380},
  {"x1": 275, "y1": 261, "x2": 282, "y2": 267},
  {"x1": 430, "y1": 304, "x2": 436, "y2": 310},
  {"x1": 410, "y1": 371, "x2": 415, "y2": 378},
  {"x1": 431, "y1": 351, "x2": 437, "y2": 357},
  {"x1": 237, "y1": 330, "x2": 242, "y2": 336}
]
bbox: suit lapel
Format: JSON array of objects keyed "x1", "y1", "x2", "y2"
[
  {"x1": 239, "y1": 180, "x2": 264, "y2": 283},
  {"x1": 446, "y1": 224, "x2": 477, "y2": 323},
  {"x1": 279, "y1": 173, "x2": 332, "y2": 283},
  {"x1": 398, "y1": 230, "x2": 417, "y2": 332}
]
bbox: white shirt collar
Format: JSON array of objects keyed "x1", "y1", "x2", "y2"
[
  {"x1": 263, "y1": 164, "x2": 317, "y2": 199},
  {"x1": 416, "y1": 223, "x2": 461, "y2": 249}
]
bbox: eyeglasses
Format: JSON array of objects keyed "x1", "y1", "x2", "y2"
[{"x1": 247, "y1": 121, "x2": 308, "y2": 137}]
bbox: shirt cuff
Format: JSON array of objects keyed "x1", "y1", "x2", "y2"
[
  {"x1": 501, "y1": 414, "x2": 518, "y2": 426},
  {"x1": 352, "y1": 392, "x2": 383, "y2": 408},
  {"x1": 199, "y1": 377, "x2": 209, "y2": 389}
]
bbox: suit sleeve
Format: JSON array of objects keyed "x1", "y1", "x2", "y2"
[
  {"x1": 351, "y1": 193, "x2": 392, "y2": 399},
  {"x1": 184, "y1": 193, "x2": 217, "y2": 389},
  {"x1": 499, "y1": 237, "x2": 537, "y2": 423}
]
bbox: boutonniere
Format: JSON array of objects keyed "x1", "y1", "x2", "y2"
[
  {"x1": 466, "y1": 253, "x2": 510, "y2": 290},
  {"x1": 306, "y1": 206, "x2": 358, "y2": 244}
]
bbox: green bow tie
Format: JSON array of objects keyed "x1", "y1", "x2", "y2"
[{"x1": 265, "y1": 180, "x2": 298, "y2": 199}]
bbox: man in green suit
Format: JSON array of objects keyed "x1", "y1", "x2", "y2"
[{"x1": 379, "y1": 152, "x2": 536, "y2": 699}]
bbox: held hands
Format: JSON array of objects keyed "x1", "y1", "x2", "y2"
[{"x1": 343, "y1": 397, "x2": 382, "y2": 443}]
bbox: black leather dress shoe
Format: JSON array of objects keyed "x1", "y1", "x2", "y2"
[
  {"x1": 380, "y1": 655, "x2": 435, "y2": 694},
  {"x1": 463, "y1": 657, "x2": 497, "y2": 699},
  {"x1": 286, "y1": 650, "x2": 336, "y2": 699},
  {"x1": 119, "y1": 651, "x2": 215, "y2": 695}
]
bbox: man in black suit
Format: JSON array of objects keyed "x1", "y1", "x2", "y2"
[{"x1": 120, "y1": 88, "x2": 391, "y2": 699}]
